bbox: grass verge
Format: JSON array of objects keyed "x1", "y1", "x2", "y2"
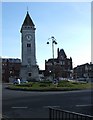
[{"x1": 6, "y1": 81, "x2": 93, "y2": 91}]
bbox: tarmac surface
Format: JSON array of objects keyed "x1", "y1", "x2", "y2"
[{"x1": 2, "y1": 83, "x2": 93, "y2": 118}]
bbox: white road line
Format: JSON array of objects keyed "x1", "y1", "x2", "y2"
[
  {"x1": 11, "y1": 106, "x2": 28, "y2": 109},
  {"x1": 43, "y1": 106, "x2": 60, "y2": 108},
  {"x1": 76, "y1": 104, "x2": 92, "y2": 107}
]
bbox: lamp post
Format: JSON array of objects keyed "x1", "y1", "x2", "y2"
[{"x1": 47, "y1": 36, "x2": 57, "y2": 81}]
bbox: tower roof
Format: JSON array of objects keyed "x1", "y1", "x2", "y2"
[
  {"x1": 59, "y1": 49, "x2": 67, "y2": 58},
  {"x1": 20, "y1": 11, "x2": 35, "y2": 32}
]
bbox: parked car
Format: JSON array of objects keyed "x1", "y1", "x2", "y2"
[
  {"x1": 20, "y1": 80, "x2": 28, "y2": 83},
  {"x1": 77, "y1": 78, "x2": 87, "y2": 83},
  {"x1": 13, "y1": 79, "x2": 20, "y2": 85}
]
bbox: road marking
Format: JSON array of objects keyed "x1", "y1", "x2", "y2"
[
  {"x1": 43, "y1": 106, "x2": 60, "y2": 108},
  {"x1": 76, "y1": 104, "x2": 92, "y2": 107},
  {"x1": 11, "y1": 106, "x2": 28, "y2": 109}
]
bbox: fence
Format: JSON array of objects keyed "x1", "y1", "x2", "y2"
[{"x1": 49, "y1": 107, "x2": 93, "y2": 120}]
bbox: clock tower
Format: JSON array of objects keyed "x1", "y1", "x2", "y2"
[{"x1": 20, "y1": 11, "x2": 39, "y2": 81}]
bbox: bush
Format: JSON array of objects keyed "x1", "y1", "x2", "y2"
[
  {"x1": 28, "y1": 78, "x2": 37, "y2": 82},
  {"x1": 39, "y1": 83, "x2": 48, "y2": 87},
  {"x1": 16, "y1": 83, "x2": 32, "y2": 87},
  {"x1": 39, "y1": 80, "x2": 52, "y2": 84},
  {"x1": 72, "y1": 82, "x2": 79, "y2": 85},
  {"x1": 57, "y1": 81, "x2": 73, "y2": 87}
]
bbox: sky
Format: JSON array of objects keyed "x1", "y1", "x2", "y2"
[{"x1": 2, "y1": 2, "x2": 91, "y2": 70}]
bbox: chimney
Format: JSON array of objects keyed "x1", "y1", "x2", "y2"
[{"x1": 57, "y1": 48, "x2": 59, "y2": 58}]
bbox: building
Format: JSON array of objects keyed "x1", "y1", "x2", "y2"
[
  {"x1": 20, "y1": 11, "x2": 39, "y2": 81},
  {"x1": 2, "y1": 58, "x2": 45, "y2": 82},
  {"x1": 2, "y1": 58, "x2": 21, "y2": 82},
  {"x1": 73, "y1": 63, "x2": 93, "y2": 82},
  {"x1": 39, "y1": 70, "x2": 45, "y2": 81},
  {"x1": 45, "y1": 48, "x2": 73, "y2": 79}
]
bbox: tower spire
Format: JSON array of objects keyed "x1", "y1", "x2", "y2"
[
  {"x1": 27, "y1": 6, "x2": 29, "y2": 14},
  {"x1": 20, "y1": 8, "x2": 35, "y2": 32}
]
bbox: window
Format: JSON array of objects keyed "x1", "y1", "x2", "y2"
[
  {"x1": 63, "y1": 61, "x2": 65, "y2": 65},
  {"x1": 28, "y1": 72, "x2": 32, "y2": 77},
  {"x1": 27, "y1": 44, "x2": 31, "y2": 47},
  {"x1": 27, "y1": 44, "x2": 31, "y2": 54}
]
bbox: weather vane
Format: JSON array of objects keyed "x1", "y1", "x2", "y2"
[{"x1": 27, "y1": 6, "x2": 29, "y2": 12}]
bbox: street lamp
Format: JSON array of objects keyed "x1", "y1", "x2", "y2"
[{"x1": 47, "y1": 36, "x2": 57, "y2": 81}]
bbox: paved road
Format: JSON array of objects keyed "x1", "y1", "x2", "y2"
[{"x1": 2, "y1": 84, "x2": 93, "y2": 118}]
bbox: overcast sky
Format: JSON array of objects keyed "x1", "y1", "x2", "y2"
[{"x1": 2, "y1": 2, "x2": 91, "y2": 70}]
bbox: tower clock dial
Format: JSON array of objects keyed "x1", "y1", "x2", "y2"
[{"x1": 25, "y1": 34, "x2": 32, "y2": 41}]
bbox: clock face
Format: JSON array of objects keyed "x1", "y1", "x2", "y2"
[{"x1": 25, "y1": 34, "x2": 32, "y2": 41}]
